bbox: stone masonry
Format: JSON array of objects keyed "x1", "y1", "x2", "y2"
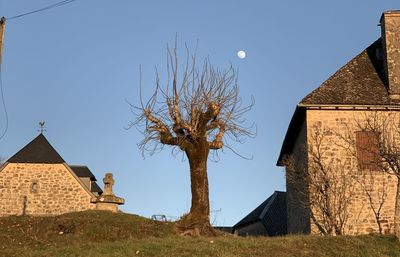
[
  {"x1": 0, "y1": 163, "x2": 96, "y2": 216},
  {"x1": 284, "y1": 109, "x2": 399, "y2": 235},
  {"x1": 381, "y1": 11, "x2": 400, "y2": 98},
  {"x1": 307, "y1": 109, "x2": 398, "y2": 235},
  {"x1": 278, "y1": 10, "x2": 400, "y2": 236}
]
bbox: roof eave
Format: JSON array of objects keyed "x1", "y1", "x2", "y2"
[
  {"x1": 298, "y1": 103, "x2": 400, "y2": 109},
  {"x1": 277, "y1": 103, "x2": 400, "y2": 167},
  {"x1": 276, "y1": 106, "x2": 306, "y2": 166},
  {"x1": 64, "y1": 164, "x2": 96, "y2": 197},
  {"x1": 0, "y1": 161, "x2": 8, "y2": 172}
]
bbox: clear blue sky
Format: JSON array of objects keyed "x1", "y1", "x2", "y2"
[{"x1": 0, "y1": 1, "x2": 399, "y2": 226}]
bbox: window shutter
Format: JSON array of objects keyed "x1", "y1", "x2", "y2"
[{"x1": 355, "y1": 131, "x2": 379, "y2": 171}]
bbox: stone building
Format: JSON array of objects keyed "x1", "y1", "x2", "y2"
[
  {"x1": 277, "y1": 11, "x2": 400, "y2": 235},
  {"x1": 0, "y1": 133, "x2": 124, "y2": 216}
]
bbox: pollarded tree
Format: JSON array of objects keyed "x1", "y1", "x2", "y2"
[{"x1": 130, "y1": 44, "x2": 253, "y2": 236}]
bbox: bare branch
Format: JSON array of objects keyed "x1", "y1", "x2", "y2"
[
  {"x1": 285, "y1": 126, "x2": 354, "y2": 235},
  {"x1": 130, "y1": 39, "x2": 254, "y2": 157}
]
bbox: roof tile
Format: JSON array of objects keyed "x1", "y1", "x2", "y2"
[{"x1": 300, "y1": 39, "x2": 400, "y2": 106}]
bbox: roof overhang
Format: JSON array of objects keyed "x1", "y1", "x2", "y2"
[
  {"x1": 276, "y1": 103, "x2": 400, "y2": 167},
  {"x1": 298, "y1": 103, "x2": 400, "y2": 110},
  {"x1": 276, "y1": 106, "x2": 306, "y2": 166}
]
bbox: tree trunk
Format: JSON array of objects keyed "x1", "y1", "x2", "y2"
[
  {"x1": 188, "y1": 150, "x2": 210, "y2": 223},
  {"x1": 175, "y1": 141, "x2": 216, "y2": 236},
  {"x1": 395, "y1": 177, "x2": 400, "y2": 239}
]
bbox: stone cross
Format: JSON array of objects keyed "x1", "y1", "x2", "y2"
[
  {"x1": 103, "y1": 173, "x2": 115, "y2": 196},
  {"x1": 94, "y1": 172, "x2": 124, "y2": 212}
]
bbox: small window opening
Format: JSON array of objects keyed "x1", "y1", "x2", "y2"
[{"x1": 31, "y1": 181, "x2": 38, "y2": 193}]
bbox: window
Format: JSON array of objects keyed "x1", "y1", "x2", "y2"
[
  {"x1": 31, "y1": 181, "x2": 38, "y2": 193},
  {"x1": 355, "y1": 131, "x2": 379, "y2": 171}
]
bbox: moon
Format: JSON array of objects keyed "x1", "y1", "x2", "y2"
[{"x1": 237, "y1": 50, "x2": 246, "y2": 59}]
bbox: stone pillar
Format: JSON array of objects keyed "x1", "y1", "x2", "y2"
[{"x1": 93, "y1": 173, "x2": 124, "y2": 212}]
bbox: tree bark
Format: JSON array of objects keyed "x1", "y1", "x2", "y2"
[
  {"x1": 174, "y1": 141, "x2": 216, "y2": 236},
  {"x1": 188, "y1": 149, "x2": 210, "y2": 223}
]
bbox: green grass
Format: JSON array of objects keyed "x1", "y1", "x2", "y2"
[{"x1": 1, "y1": 211, "x2": 400, "y2": 257}]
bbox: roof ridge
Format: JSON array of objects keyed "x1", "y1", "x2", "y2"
[
  {"x1": 233, "y1": 193, "x2": 275, "y2": 228},
  {"x1": 259, "y1": 191, "x2": 278, "y2": 219}
]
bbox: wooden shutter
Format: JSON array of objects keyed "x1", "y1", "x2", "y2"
[{"x1": 355, "y1": 131, "x2": 379, "y2": 171}]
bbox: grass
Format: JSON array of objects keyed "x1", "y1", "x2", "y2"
[{"x1": 1, "y1": 211, "x2": 400, "y2": 257}]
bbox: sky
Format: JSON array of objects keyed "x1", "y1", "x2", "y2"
[{"x1": 0, "y1": 0, "x2": 399, "y2": 226}]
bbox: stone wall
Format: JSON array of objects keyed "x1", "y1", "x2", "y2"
[
  {"x1": 306, "y1": 109, "x2": 398, "y2": 235},
  {"x1": 285, "y1": 119, "x2": 311, "y2": 234},
  {"x1": 0, "y1": 163, "x2": 96, "y2": 216}
]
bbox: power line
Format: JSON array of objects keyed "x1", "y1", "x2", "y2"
[
  {"x1": 0, "y1": 0, "x2": 79, "y2": 140},
  {"x1": 7, "y1": 0, "x2": 78, "y2": 20},
  {"x1": 0, "y1": 0, "x2": 80, "y2": 139}
]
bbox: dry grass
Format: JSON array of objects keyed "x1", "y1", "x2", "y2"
[{"x1": 0, "y1": 211, "x2": 400, "y2": 257}]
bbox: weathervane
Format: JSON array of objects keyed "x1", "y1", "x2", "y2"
[{"x1": 38, "y1": 121, "x2": 46, "y2": 134}]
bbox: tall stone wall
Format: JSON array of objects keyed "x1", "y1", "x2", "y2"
[
  {"x1": 285, "y1": 119, "x2": 311, "y2": 234},
  {"x1": 306, "y1": 109, "x2": 398, "y2": 235},
  {"x1": 0, "y1": 163, "x2": 96, "y2": 216}
]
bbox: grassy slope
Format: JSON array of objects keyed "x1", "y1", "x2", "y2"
[{"x1": 1, "y1": 211, "x2": 400, "y2": 257}]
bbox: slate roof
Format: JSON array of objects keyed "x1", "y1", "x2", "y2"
[
  {"x1": 69, "y1": 165, "x2": 103, "y2": 194},
  {"x1": 5, "y1": 134, "x2": 104, "y2": 195},
  {"x1": 70, "y1": 165, "x2": 96, "y2": 180},
  {"x1": 277, "y1": 39, "x2": 400, "y2": 165},
  {"x1": 233, "y1": 191, "x2": 287, "y2": 236},
  {"x1": 91, "y1": 181, "x2": 103, "y2": 194},
  {"x1": 300, "y1": 39, "x2": 400, "y2": 106},
  {"x1": 7, "y1": 134, "x2": 65, "y2": 163}
]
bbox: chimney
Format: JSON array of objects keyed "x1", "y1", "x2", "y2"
[{"x1": 381, "y1": 11, "x2": 400, "y2": 99}]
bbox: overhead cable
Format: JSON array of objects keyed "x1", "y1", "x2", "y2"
[
  {"x1": 0, "y1": 0, "x2": 80, "y2": 140},
  {"x1": 7, "y1": 0, "x2": 78, "y2": 20}
]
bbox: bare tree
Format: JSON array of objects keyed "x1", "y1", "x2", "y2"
[
  {"x1": 337, "y1": 112, "x2": 400, "y2": 236},
  {"x1": 130, "y1": 43, "x2": 253, "y2": 236},
  {"x1": 285, "y1": 126, "x2": 354, "y2": 235},
  {"x1": 285, "y1": 112, "x2": 400, "y2": 236},
  {"x1": 356, "y1": 171, "x2": 389, "y2": 234}
]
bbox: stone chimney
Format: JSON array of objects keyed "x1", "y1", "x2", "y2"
[{"x1": 380, "y1": 11, "x2": 400, "y2": 99}]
